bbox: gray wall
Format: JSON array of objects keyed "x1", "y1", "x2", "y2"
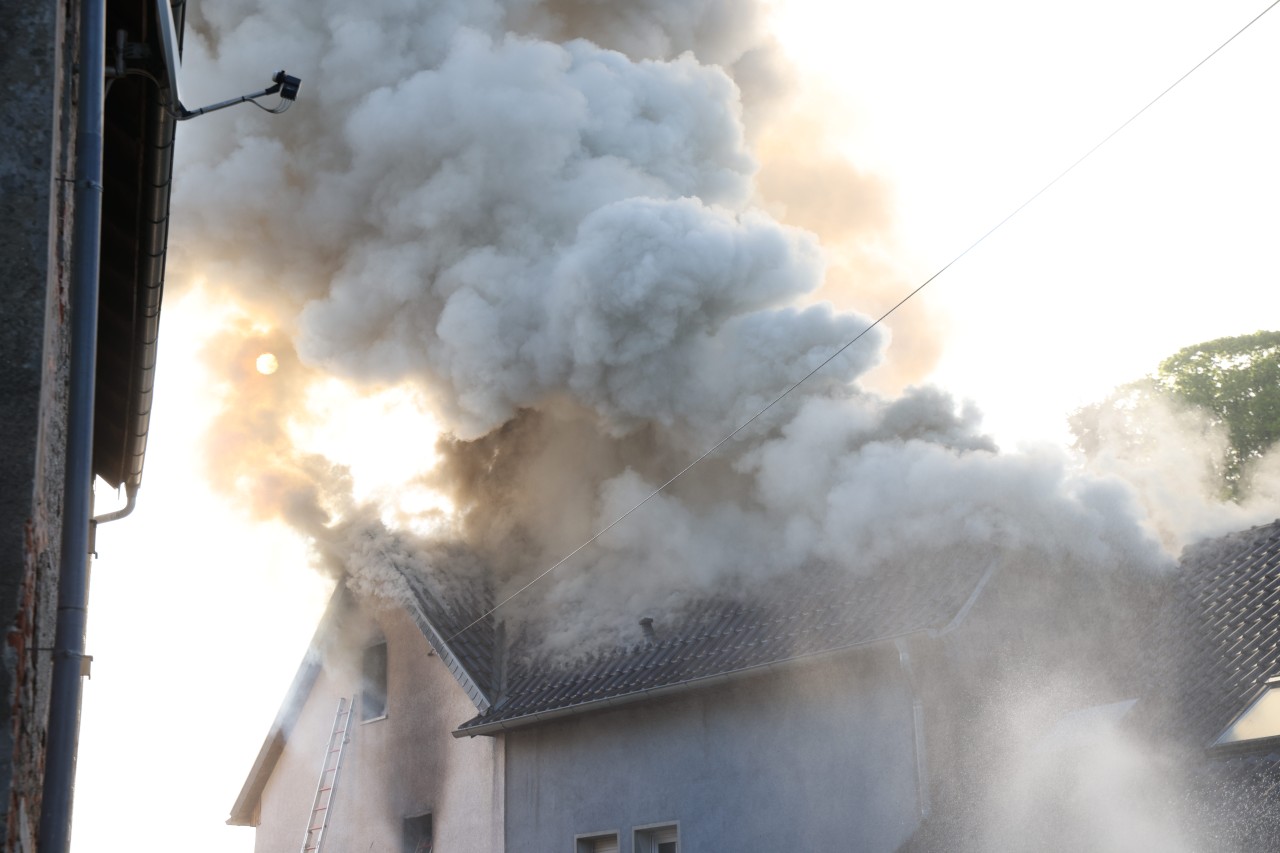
[
  {"x1": 503, "y1": 648, "x2": 922, "y2": 853},
  {"x1": 0, "y1": 0, "x2": 77, "y2": 848}
]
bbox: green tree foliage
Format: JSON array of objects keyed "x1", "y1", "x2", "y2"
[
  {"x1": 1155, "y1": 330, "x2": 1280, "y2": 495},
  {"x1": 1071, "y1": 330, "x2": 1280, "y2": 500}
]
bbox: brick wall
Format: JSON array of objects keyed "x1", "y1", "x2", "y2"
[{"x1": 0, "y1": 0, "x2": 79, "y2": 848}]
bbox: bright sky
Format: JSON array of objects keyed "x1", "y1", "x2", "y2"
[{"x1": 71, "y1": 2, "x2": 1280, "y2": 850}]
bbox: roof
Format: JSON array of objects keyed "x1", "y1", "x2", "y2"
[
  {"x1": 899, "y1": 521, "x2": 1280, "y2": 853},
  {"x1": 94, "y1": 0, "x2": 181, "y2": 489},
  {"x1": 454, "y1": 558, "x2": 998, "y2": 736},
  {"x1": 400, "y1": 569, "x2": 497, "y2": 712},
  {"x1": 1165, "y1": 518, "x2": 1280, "y2": 754}
]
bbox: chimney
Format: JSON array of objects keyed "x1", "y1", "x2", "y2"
[{"x1": 639, "y1": 616, "x2": 657, "y2": 645}]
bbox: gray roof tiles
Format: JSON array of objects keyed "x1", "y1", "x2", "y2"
[
  {"x1": 400, "y1": 570, "x2": 498, "y2": 712},
  {"x1": 1168, "y1": 519, "x2": 1280, "y2": 753},
  {"x1": 453, "y1": 558, "x2": 993, "y2": 734}
]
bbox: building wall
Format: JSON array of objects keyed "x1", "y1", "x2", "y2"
[
  {"x1": 0, "y1": 0, "x2": 78, "y2": 848},
  {"x1": 502, "y1": 648, "x2": 922, "y2": 853},
  {"x1": 255, "y1": 603, "x2": 503, "y2": 853}
]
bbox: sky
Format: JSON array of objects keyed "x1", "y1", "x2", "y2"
[{"x1": 71, "y1": 1, "x2": 1280, "y2": 850}]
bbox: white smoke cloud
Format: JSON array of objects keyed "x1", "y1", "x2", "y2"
[
  {"x1": 1071, "y1": 384, "x2": 1280, "y2": 551},
  {"x1": 172, "y1": 0, "x2": 1176, "y2": 658}
]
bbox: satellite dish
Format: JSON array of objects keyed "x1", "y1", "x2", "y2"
[{"x1": 154, "y1": 0, "x2": 183, "y2": 109}]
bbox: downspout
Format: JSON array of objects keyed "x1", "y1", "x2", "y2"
[
  {"x1": 894, "y1": 558, "x2": 1004, "y2": 824},
  {"x1": 88, "y1": 483, "x2": 138, "y2": 558},
  {"x1": 895, "y1": 637, "x2": 930, "y2": 820},
  {"x1": 39, "y1": 0, "x2": 106, "y2": 848}
]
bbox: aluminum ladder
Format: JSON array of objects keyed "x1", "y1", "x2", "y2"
[{"x1": 301, "y1": 696, "x2": 355, "y2": 853}]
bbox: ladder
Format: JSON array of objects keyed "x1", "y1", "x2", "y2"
[{"x1": 300, "y1": 696, "x2": 355, "y2": 853}]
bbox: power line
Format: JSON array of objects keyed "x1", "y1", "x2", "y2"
[{"x1": 444, "y1": 0, "x2": 1280, "y2": 644}]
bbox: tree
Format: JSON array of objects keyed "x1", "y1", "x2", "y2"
[
  {"x1": 1156, "y1": 330, "x2": 1280, "y2": 494},
  {"x1": 1071, "y1": 330, "x2": 1280, "y2": 500}
]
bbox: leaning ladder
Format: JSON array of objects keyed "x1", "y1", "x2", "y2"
[{"x1": 301, "y1": 696, "x2": 355, "y2": 853}]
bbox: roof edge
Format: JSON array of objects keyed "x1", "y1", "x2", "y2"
[
  {"x1": 404, "y1": 601, "x2": 494, "y2": 713},
  {"x1": 226, "y1": 586, "x2": 349, "y2": 825},
  {"x1": 452, "y1": 627, "x2": 924, "y2": 738}
]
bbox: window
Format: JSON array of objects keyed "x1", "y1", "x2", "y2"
[
  {"x1": 403, "y1": 813, "x2": 432, "y2": 853},
  {"x1": 1215, "y1": 679, "x2": 1280, "y2": 746},
  {"x1": 362, "y1": 642, "x2": 388, "y2": 721},
  {"x1": 574, "y1": 831, "x2": 618, "y2": 853},
  {"x1": 634, "y1": 823, "x2": 678, "y2": 853}
]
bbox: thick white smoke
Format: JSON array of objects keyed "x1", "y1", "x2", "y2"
[{"x1": 173, "y1": 0, "x2": 1173, "y2": 654}]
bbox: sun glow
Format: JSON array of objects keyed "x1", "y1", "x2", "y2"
[
  {"x1": 291, "y1": 379, "x2": 455, "y2": 524},
  {"x1": 255, "y1": 352, "x2": 279, "y2": 375}
]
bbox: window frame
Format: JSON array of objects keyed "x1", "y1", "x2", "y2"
[
  {"x1": 1213, "y1": 677, "x2": 1280, "y2": 748},
  {"x1": 573, "y1": 830, "x2": 620, "y2": 853},
  {"x1": 361, "y1": 640, "x2": 389, "y2": 723},
  {"x1": 633, "y1": 821, "x2": 679, "y2": 853}
]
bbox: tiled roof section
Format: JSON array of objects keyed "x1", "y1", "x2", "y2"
[
  {"x1": 455, "y1": 558, "x2": 995, "y2": 734},
  {"x1": 1168, "y1": 519, "x2": 1280, "y2": 749},
  {"x1": 400, "y1": 569, "x2": 497, "y2": 712}
]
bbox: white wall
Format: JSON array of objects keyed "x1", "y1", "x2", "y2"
[{"x1": 255, "y1": 603, "x2": 503, "y2": 853}]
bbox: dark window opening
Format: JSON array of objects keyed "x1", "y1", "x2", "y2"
[
  {"x1": 362, "y1": 642, "x2": 388, "y2": 721},
  {"x1": 403, "y1": 813, "x2": 432, "y2": 853}
]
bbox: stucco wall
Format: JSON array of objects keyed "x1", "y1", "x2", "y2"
[
  {"x1": 501, "y1": 648, "x2": 921, "y2": 853},
  {"x1": 0, "y1": 0, "x2": 78, "y2": 847},
  {"x1": 255, "y1": 603, "x2": 503, "y2": 853}
]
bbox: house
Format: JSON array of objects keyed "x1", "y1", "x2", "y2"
[
  {"x1": 229, "y1": 539, "x2": 1166, "y2": 853},
  {"x1": 0, "y1": 0, "x2": 181, "y2": 847},
  {"x1": 900, "y1": 518, "x2": 1280, "y2": 852}
]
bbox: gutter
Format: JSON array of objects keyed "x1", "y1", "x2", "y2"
[
  {"x1": 928, "y1": 558, "x2": 1001, "y2": 639},
  {"x1": 121, "y1": 0, "x2": 182, "y2": 490},
  {"x1": 39, "y1": 0, "x2": 107, "y2": 848}
]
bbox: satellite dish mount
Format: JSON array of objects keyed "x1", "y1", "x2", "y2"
[
  {"x1": 175, "y1": 69, "x2": 302, "y2": 120},
  {"x1": 154, "y1": 0, "x2": 302, "y2": 121}
]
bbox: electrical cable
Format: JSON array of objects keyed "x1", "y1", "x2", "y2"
[{"x1": 442, "y1": 0, "x2": 1280, "y2": 644}]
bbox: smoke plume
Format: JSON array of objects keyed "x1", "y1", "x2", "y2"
[{"x1": 172, "y1": 0, "x2": 1178, "y2": 655}]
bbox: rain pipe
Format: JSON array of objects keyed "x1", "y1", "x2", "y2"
[
  {"x1": 893, "y1": 557, "x2": 1004, "y2": 823},
  {"x1": 39, "y1": 0, "x2": 106, "y2": 847},
  {"x1": 895, "y1": 637, "x2": 931, "y2": 819}
]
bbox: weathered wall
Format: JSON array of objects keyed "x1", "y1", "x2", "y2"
[
  {"x1": 0, "y1": 0, "x2": 78, "y2": 848},
  {"x1": 502, "y1": 648, "x2": 922, "y2": 853},
  {"x1": 255, "y1": 603, "x2": 503, "y2": 853}
]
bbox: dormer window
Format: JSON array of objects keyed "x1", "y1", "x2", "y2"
[{"x1": 1214, "y1": 678, "x2": 1280, "y2": 746}]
